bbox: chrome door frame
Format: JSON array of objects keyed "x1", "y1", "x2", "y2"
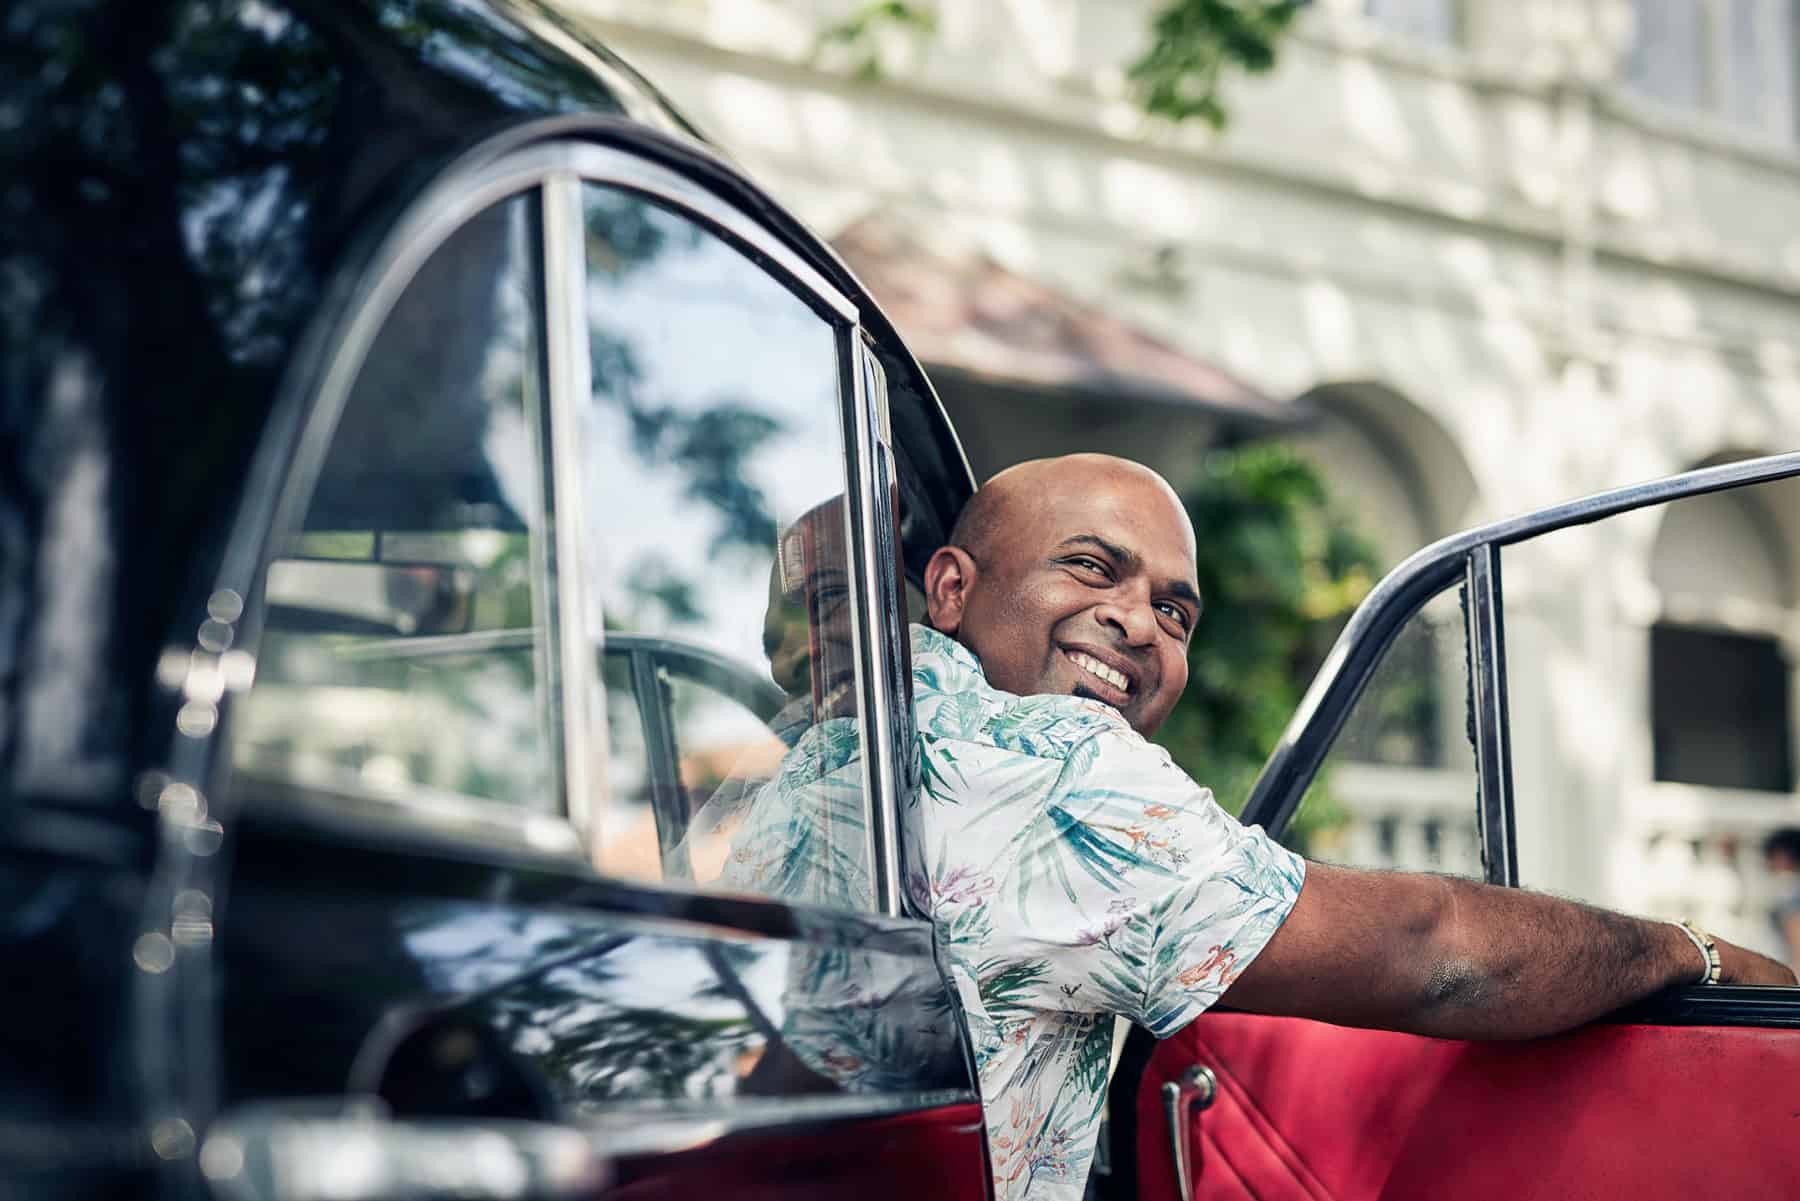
[{"x1": 1242, "y1": 450, "x2": 1800, "y2": 887}]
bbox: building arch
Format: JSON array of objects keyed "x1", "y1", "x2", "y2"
[
  {"x1": 1288, "y1": 380, "x2": 1479, "y2": 567},
  {"x1": 1280, "y1": 379, "x2": 1482, "y2": 876},
  {"x1": 1649, "y1": 448, "x2": 1800, "y2": 616}
]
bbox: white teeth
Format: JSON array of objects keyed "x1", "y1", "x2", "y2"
[{"x1": 1069, "y1": 652, "x2": 1130, "y2": 693}]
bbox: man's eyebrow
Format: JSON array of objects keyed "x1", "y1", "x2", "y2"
[
  {"x1": 1054, "y1": 534, "x2": 1202, "y2": 611},
  {"x1": 1054, "y1": 534, "x2": 1138, "y2": 570},
  {"x1": 1165, "y1": 579, "x2": 1203, "y2": 613}
]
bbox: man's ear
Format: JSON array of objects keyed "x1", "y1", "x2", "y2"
[{"x1": 923, "y1": 546, "x2": 977, "y2": 636}]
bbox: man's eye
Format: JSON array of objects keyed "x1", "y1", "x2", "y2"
[
  {"x1": 1156, "y1": 601, "x2": 1193, "y2": 631},
  {"x1": 1065, "y1": 556, "x2": 1111, "y2": 578}
]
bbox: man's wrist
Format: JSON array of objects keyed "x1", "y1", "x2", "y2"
[
  {"x1": 1650, "y1": 918, "x2": 1709, "y2": 988},
  {"x1": 1670, "y1": 919, "x2": 1722, "y2": 985}
]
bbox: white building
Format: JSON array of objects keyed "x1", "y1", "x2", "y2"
[{"x1": 567, "y1": 0, "x2": 1800, "y2": 952}]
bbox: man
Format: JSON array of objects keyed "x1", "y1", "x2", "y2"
[
  {"x1": 904, "y1": 453, "x2": 1794, "y2": 1200},
  {"x1": 1765, "y1": 827, "x2": 1800, "y2": 972}
]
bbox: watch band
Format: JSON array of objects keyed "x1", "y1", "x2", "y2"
[{"x1": 1674, "y1": 919, "x2": 1723, "y2": 985}]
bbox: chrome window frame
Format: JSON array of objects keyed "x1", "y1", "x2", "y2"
[
  {"x1": 204, "y1": 135, "x2": 906, "y2": 914},
  {"x1": 848, "y1": 338, "x2": 908, "y2": 912},
  {"x1": 1244, "y1": 450, "x2": 1800, "y2": 888},
  {"x1": 227, "y1": 164, "x2": 575, "y2": 858}
]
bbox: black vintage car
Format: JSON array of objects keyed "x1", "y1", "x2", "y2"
[{"x1": 6, "y1": 3, "x2": 1800, "y2": 1201}]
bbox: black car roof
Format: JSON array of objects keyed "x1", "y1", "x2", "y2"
[{"x1": 0, "y1": 0, "x2": 969, "y2": 811}]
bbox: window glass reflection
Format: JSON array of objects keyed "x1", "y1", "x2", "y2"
[
  {"x1": 234, "y1": 196, "x2": 561, "y2": 812},
  {"x1": 1283, "y1": 592, "x2": 1480, "y2": 878},
  {"x1": 1505, "y1": 476, "x2": 1800, "y2": 967},
  {"x1": 578, "y1": 186, "x2": 870, "y2": 909}
]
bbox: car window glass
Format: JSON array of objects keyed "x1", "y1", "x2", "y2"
[
  {"x1": 232, "y1": 195, "x2": 562, "y2": 814},
  {"x1": 576, "y1": 185, "x2": 872, "y2": 910},
  {"x1": 1280, "y1": 590, "x2": 1480, "y2": 877},
  {"x1": 1502, "y1": 475, "x2": 1800, "y2": 965}
]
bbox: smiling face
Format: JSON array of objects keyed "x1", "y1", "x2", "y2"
[
  {"x1": 924, "y1": 456, "x2": 1201, "y2": 737},
  {"x1": 763, "y1": 497, "x2": 858, "y2": 720}
]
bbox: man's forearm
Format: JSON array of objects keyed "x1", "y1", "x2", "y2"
[
  {"x1": 1221, "y1": 862, "x2": 1795, "y2": 1039},
  {"x1": 1400, "y1": 875, "x2": 1697, "y2": 1039}
]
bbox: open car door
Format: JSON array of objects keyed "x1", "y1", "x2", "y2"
[
  {"x1": 193, "y1": 120, "x2": 990, "y2": 1201},
  {"x1": 1112, "y1": 453, "x2": 1800, "y2": 1201}
]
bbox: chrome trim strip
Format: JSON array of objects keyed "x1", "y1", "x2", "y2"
[
  {"x1": 543, "y1": 172, "x2": 603, "y2": 850},
  {"x1": 522, "y1": 193, "x2": 567, "y2": 842},
  {"x1": 1464, "y1": 546, "x2": 1518, "y2": 887},
  {"x1": 574, "y1": 1089, "x2": 981, "y2": 1158},
  {"x1": 200, "y1": 1091, "x2": 982, "y2": 1198},
  {"x1": 862, "y1": 344, "x2": 909, "y2": 914},
  {"x1": 202, "y1": 1108, "x2": 606, "y2": 1201},
  {"x1": 1244, "y1": 449, "x2": 1800, "y2": 835},
  {"x1": 842, "y1": 333, "x2": 900, "y2": 915},
  {"x1": 629, "y1": 647, "x2": 691, "y2": 877}
]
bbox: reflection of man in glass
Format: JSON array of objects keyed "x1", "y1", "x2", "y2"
[
  {"x1": 761, "y1": 496, "x2": 858, "y2": 739},
  {"x1": 682, "y1": 495, "x2": 871, "y2": 906},
  {"x1": 697, "y1": 497, "x2": 955, "y2": 1098}
]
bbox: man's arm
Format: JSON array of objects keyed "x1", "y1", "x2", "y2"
[{"x1": 1220, "y1": 862, "x2": 1797, "y2": 1040}]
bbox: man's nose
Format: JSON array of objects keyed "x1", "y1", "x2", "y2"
[{"x1": 1094, "y1": 593, "x2": 1157, "y2": 646}]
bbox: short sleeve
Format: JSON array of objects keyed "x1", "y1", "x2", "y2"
[{"x1": 983, "y1": 728, "x2": 1304, "y2": 1035}]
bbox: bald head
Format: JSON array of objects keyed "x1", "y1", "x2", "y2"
[
  {"x1": 926, "y1": 454, "x2": 1200, "y2": 736},
  {"x1": 948, "y1": 454, "x2": 1196, "y2": 567}
]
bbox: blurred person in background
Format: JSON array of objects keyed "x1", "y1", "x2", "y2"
[{"x1": 1765, "y1": 828, "x2": 1800, "y2": 972}]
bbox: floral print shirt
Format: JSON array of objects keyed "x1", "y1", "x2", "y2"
[
  {"x1": 717, "y1": 625, "x2": 1305, "y2": 1201},
  {"x1": 905, "y1": 625, "x2": 1305, "y2": 1201}
]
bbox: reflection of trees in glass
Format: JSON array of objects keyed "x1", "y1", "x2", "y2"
[
  {"x1": 404, "y1": 908, "x2": 753, "y2": 1101},
  {"x1": 311, "y1": 200, "x2": 531, "y2": 533},
  {"x1": 584, "y1": 190, "x2": 705, "y2": 279},
  {"x1": 539, "y1": 1001, "x2": 755, "y2": 1102},
  {"x1": 620, "y1": 552, "x2": 706, "y2": 627},
  {"x1": 623, "y1": 405, "x2": 784, "y2": 555},
  {"x1": 427, "y1": 915, "x2": 764, "y2": 1103},
  {"x1": 1316, "y1": 613, "x2": 1445, "y2": 768},
  {"x1": 239, "y1": 182, "x2": 551, "y2": 805},
  {"x1": 582, "y1": 189, "x2": 797, "y2": 631},
  {"x1": 1153, "y1": 444, "x2": 1378, "y2": 851}
]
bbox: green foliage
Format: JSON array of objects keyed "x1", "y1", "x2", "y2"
[
  {"x1": 1128, "y1": 0, "x2": 1305, "y2": 129},
  {"x1": 813, "y1": 1, "x2": 939, "y2": 82},
  {"x1": 809, "y1": 0, "x2": 1301, "y2": 129},
  {"x1": 1152, "y1": 443, "x2": 1378, "y2": 850}
]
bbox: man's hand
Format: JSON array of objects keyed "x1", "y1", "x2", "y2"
[
  {"x1": 1719, "y1": 938, "x2": 1798, "y2": 986},
  {"x1": 1220, "y1": 861, "x2": 1796, "y2": 1041}
]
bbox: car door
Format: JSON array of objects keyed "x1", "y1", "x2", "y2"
[
  {"x1": 1114, "y1": 454, "x2": 1800, "y2": 1201},
  {"x1": 168, "y1": 124, "x2": 989, "y2": 1201}
]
